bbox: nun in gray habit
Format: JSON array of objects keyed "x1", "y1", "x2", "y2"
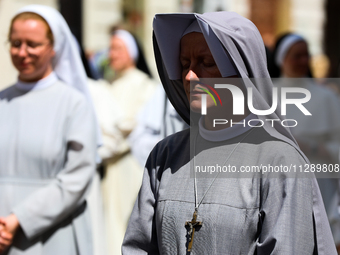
[{"x1": 122, "y1": 12, "x2": 336, "y2": 254}]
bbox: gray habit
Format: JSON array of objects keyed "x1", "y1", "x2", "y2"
[
  {"x1": 122, "y1": 11, "x2": 336, "y2": 255},
  {"x1": 123, "y1": 127, "x2": 335, "y2": 254}
]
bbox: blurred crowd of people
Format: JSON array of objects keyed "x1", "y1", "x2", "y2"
[
  {"x1": 1, "y1": 4, "x2": 340, "y2": 255},
  {"x1": 267, "y1": 33, "x2": 340, "y2": 250}
]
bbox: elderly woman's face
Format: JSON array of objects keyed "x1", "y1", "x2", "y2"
[
  {"x1": 180, "y1": 32, "x2": 222, "y2": 113},
  {"x1": 282, "y1": 41, "x2": 309, "y2": 78},
  {"x1": 9, "y1": 18, "x2": 55, "y2": 82},
  {"x1": 109, "y1": 35, "x2": 134, "y2": 73}
]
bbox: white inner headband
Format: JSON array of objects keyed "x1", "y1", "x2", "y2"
[
  {"x1": 114, "y1": 30, "x2": 139, "y2": 62},
  {"x1": 181, "y1": 20, "x2": 237, "y2": 78},
  {"x1": 275, "y1": 34, "x2": 305, "y2": 66},
  {"x1": 182, "y1": 19, "x2": 202, "y2": 36}
]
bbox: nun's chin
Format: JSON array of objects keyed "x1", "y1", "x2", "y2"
[{"x1": 189, "y1": 99, "x2": 204, "y2": 113}]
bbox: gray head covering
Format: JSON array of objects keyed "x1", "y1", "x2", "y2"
[
  {"x1": 182, "y1": 20, "x2": 201, "y2": 37},
  {"x1": 275, "y1": 33, "x2": 305, "y2": 66},
  {"x1": 153, "y1": 12, "x2": 300, "y2": 155}
]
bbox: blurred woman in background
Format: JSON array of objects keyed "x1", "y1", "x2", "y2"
[
  {"x1": 99, "y1": 28, "x2": 157, "y2": 255},
  {"x1": 271, "y1": 33, "x2": 340, "y2": 250}
]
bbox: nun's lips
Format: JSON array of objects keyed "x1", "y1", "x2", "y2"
[
  {"x1": 17, "y1": 61, "x2": 33, "y2": 70},
  {"x1": 19, "y1": 61, "x2": 31, "y2": 67},
  {"x1": 190, "y1": 90, "x2": 206, "y2": 98},
  {"x1": 191, "y1": 89, "x2": 205, "y2": 94}
]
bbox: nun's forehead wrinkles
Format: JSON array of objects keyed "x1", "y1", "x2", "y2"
[{"x1": 180, "y1": 33, "x2": 212, "y2": 58}]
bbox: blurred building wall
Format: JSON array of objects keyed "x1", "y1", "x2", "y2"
[
  {"x1": 249, "y1": 0, "x2": 324, "y2": 56},
  {"x1": 82, "y1": 0, "x2": 121, "y2": 54},
  {"x1": 291, "y1": 0, "x2": 325, "y2": 56},
  {"x1": 0, "y1": 0, "x2": 330, "y2": 89}
]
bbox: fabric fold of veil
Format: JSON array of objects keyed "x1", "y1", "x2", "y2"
[{"x1": 16, "y1": 5, "x2": 102, "y2": 147}]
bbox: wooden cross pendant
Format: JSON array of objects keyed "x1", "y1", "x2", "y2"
[{"x1": 185, "y1": 209, "x2": 203, "y2": 252}]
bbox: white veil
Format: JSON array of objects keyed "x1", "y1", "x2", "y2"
[{"x1": 15, "y1": 5, "x2": 102, "y2": 146}]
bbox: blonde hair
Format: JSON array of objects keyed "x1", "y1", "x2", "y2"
[{"x1": 8, "y1": 12, "x2": 54, "y2": 45}]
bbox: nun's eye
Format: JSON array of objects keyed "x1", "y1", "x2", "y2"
[
  {"x1": 182, "y1": 64, "x2": 190, "y2": 70},
  {"x1": 26, "y1": 41, "x2": 43, "y2": 49},
  {"x1": 180, "y1": 60, "x2": 190, "y2": 70},
  {"x1": 10, "y1": 40, "x2": 21, "y2": 48},
  {"x1": 203, "y1": 61, "x2": 216, "y2": 67}
]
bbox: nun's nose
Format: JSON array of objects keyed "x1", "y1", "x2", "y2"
[{"x1": 185, "y1": 70, "x2": 199, "y2": 81}]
